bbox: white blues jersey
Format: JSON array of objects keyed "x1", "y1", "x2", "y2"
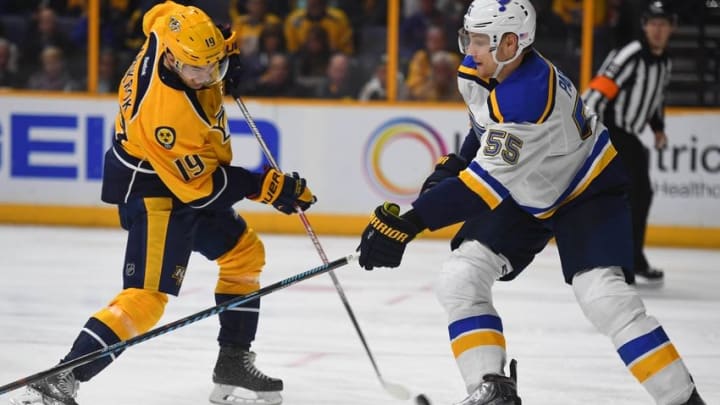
[{"x1": 456, "y1": 51, "x2": 617, "y2": 219}]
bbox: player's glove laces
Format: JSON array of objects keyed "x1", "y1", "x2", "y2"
[
  {"x1": 420, "y1": 153, "x2": 468, "y2": 194},
  {"x1": 358, "y1": 202, "x2": 420, "y2": 270},
  {"x1": 251, "y1": 168, "x2": 316, "y2": 214}
]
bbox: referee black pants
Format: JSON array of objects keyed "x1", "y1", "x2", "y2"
[{"x1": 608, "y1": 125, "x2": 652, "y2": 272}]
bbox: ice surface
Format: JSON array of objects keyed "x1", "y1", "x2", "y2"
[{"x1": 0, "y1": 225, "x2": 718, "y2": 404}]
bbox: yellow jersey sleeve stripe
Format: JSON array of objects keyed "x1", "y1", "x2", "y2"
[
  {"x1": 458, "y1": 64, "x2": 476, "y2": 76},
  {"x1": 535, "y1": 142, "x2": 617, "y2": 219},
  {"x1": 451, "y1": 330, "x2": 506, "y2": 358},
  {"x1": 489, "y1": 91, "x2": 504, "y2": 123},
  {"x1": 537, "y1": 62, "x2": 556, "y2": 124},
  {"x1": 459, "y1": 169, "x2": 504, "y2": 209},
  {"x1": 143, "y1": 197, "x2": 173, "y2": 290},
  {"x1": 629, "y1": 343, "x2": 681, "y2": 383}
]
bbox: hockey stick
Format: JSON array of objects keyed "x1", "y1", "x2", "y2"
[
  {"x1": 0, "y1": 254, "x2": 357, "y2": 396},
  {"x1": 233, "y1": 97, "x2": 411, "y2": 400}
]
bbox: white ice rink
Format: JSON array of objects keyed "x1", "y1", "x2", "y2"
[{"x1": 0, "y1": 225, "x2": 718, "y2": 405}]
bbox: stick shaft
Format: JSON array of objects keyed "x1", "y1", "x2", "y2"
[
  {"x1": 0, "y1": 254, "x2": 356, "y2": 395},
  {"x1": 233, "y1": 97, "x2": 388, "y2": 382}
]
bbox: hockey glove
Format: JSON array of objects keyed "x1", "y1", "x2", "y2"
[
  {"x1": 358, "y1": 202, "x2": 420, "y2": 270},
  {"x1": 224, "y1": 54, "x2": 243, "y2": 98},
  {"x1": 251, "y1": 168, "x2": 316, "y2": 214},
  {"x1": 217, "y1": 24, "x2": 243, "y2": 98},
  {"x1": 420, "y1": 153, "x2": 468, "y2": 194}
]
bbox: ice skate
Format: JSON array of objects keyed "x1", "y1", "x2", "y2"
[
  {"x1": 453, "y1": 360, "x2": 521, "y2": 405},
  {"x1": 683, "y1": 387, "x2": 706, "y2": 404},
  {"x1": 10, "y1": 370, "x2": 79, "y2": 405},
  {"x1": 634, "y1": 266, "x2": 664, "y2": 287},
  {"x1": 209, "y1": 346, "x2": 283, "y2": 405}
]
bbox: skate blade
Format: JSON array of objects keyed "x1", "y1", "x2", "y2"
[
  {"x1": 635, "y1": 278, "x2": 664, "y2": 289},
  {"x1": 9, "y1": 388, "x2": 56, "y2": 405},
  {"x1": 209, "y1": 384, "x2": 282, "y2": 405}
]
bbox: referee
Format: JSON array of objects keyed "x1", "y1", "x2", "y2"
[{"x1": 582, "y1": 0, "x2": 676, "y2": 286}]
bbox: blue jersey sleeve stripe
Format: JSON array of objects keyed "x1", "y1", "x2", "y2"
[
  {"x1": 459, "y1": 161, "x2": 509, "y2": 209},
  {"x1": 520, "y1": 130, "x2": 617, "y2": 218},
  {"x1": 449, "y1": 314, "x2": 504, "y2": 339},
  {"x1": 618, "y1": 326, "x2": 670, "y2": 366}
]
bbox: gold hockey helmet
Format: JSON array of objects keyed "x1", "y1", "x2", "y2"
[{"x1": 146, "y1": 2, "x2": 237, "y2": 86}]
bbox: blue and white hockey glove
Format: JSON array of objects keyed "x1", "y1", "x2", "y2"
[
  {"x1": 358, "y1": 203, "x2": 421, "y2": 270},
  {"x1": 420, "y1": 153, "x2": 467, "y2": 194}
]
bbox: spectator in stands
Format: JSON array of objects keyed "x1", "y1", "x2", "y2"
[
  {"x1": 358, "y1": 54, "x2": 409, "y2": 101},
  {"x1": 315, "y1": 52, "x2": 359, "y2": 99},
  {"x1": 400, "y1": 0, "x2": 454, "y2": 58},
  {"x1": 249, "y1": 53, "x2": 311, "y2": 97},
  {"x1": 362, "y1": 0, "x2": 388, "y2": 26},
  {"x1": 409, "y1": 50, "x2": 462, "y2": 102},
  {"x1": 0, "y1": 37, "x2": 20, "y2": 88},
  {"x1": 67, "y1": 0, "x2": 137, "y2": 52},
  {"x1": 236, "y1": 23, "x2": 287, "y2": 96},
  {"x1": 284, "y1": 0, "x2": 354, "y2": 55},
  {"x1": 231, "y1": 0, "x2": 282, "y2": 57},
  {"x1": 406, "y1": 25, "x2": 460, "y2": 100},
  {"x1": 294, "y1": 25, "x2": 332, "y2": 80},
  {"x1": 551, "y1": 0, "x2": 611, "y2": 81},
  {"x1": 20, "y1": 6, "x2": 75, "y2": 72},
  {"x1": 97, "y1": 48, "x2": 122, "y2": 93},
  {"x1": 26, "y1": 45, "x2": 81, "y2": 91},
  {"x1": 229, "y1": 0, "x2": 292, "y2": 20}
]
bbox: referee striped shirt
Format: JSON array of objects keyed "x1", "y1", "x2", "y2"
[{"x1": 582, "y1": 39, "x2": 672, "y2": 135}]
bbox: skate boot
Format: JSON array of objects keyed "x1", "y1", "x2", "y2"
[
  {"x1": 10, "y1": 370, "x2": 79, "y2": 405},
  {"x1": 209, "y1": 346, "x2": 283, "y2": 405},
  {"x1": 454, "y1": 360, "x2": 521, "y2": 405},
  {"x1": 683, "y1": 387, "x2": 706, "y2": 405},
  {"x1": 635, "y1": 266, "x2": 664, "y2": 287}
]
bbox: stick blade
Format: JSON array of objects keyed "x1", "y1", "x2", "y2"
[{"x1": 382, "y1": 380, "x2": 411, "y2": 400}]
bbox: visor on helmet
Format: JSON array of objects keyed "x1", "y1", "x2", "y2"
[
  {"x1": 458, "y1": 28, "x2": 493, "y2": 55},
  {"x1": 173, "y1": 55, "x2": 229, "y2": 87}
]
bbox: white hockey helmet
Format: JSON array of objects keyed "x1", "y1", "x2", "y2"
[{"x1": 459, "y1": 0, "x2": 536, "y2": 62}]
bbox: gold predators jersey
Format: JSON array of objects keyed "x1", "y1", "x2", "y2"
[{"x1": 102, "y1": 2, "x2": 259, "y2": 208}]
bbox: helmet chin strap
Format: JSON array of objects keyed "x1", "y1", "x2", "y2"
[{"x1": 489, "y1": 47, "x2": 524, "y2": 78}]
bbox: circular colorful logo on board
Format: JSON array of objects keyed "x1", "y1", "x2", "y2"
[{"x1": 363, "y1": 118, "x2": 448, "y2": 202}]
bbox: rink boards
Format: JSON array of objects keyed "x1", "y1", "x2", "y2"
[{"x1": 0, "y1": 93, "x2": 718, "y2": 247}]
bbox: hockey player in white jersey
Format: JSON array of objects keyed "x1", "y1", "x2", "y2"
[{"x1": 357, "y1": 1, "x2": 705, "y2": 404}]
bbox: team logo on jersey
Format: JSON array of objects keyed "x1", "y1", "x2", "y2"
[
  {"x1": 168, "y1": 17, "x2": 181, "y2": 32},
  {"x1": 125, "y1": 263, "x2": 136, "y2": 277},
  {"x1": 172, "y1": 265, "x2": 186, "y2": 286},
  {"x1": 155, "y1": 127, "x2": 176, "y2": 149}
]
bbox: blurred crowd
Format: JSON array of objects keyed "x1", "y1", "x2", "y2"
[{"x1": 0, "y1": 0, "x2": 702, "y2": 100}]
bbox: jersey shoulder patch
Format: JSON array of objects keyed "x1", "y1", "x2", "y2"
[{"x1": 487, "y1": 52, "x2": 556, "y2": 124}]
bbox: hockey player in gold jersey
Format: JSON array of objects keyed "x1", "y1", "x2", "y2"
[{"x1": 12, "y1": 2, "x2": 315, "y2": 405}]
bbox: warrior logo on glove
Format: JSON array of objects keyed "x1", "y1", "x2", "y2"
[{"x1": 358, "y1": 202, "x2": 422, "y2": 270}]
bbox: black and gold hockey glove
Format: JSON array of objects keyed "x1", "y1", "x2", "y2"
[
  {"x1": 358, "y1": 202, "x2": 420, "y2": 270},
  {"x1": 251, "y1": 168, "x2": 316, "y2": 214},
  {"x1": 217, "y1": 24, "x2": 243, "y2": 98},
  {"x1": 420, "y1": 153, "x2": 468, "y2": 194}
]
